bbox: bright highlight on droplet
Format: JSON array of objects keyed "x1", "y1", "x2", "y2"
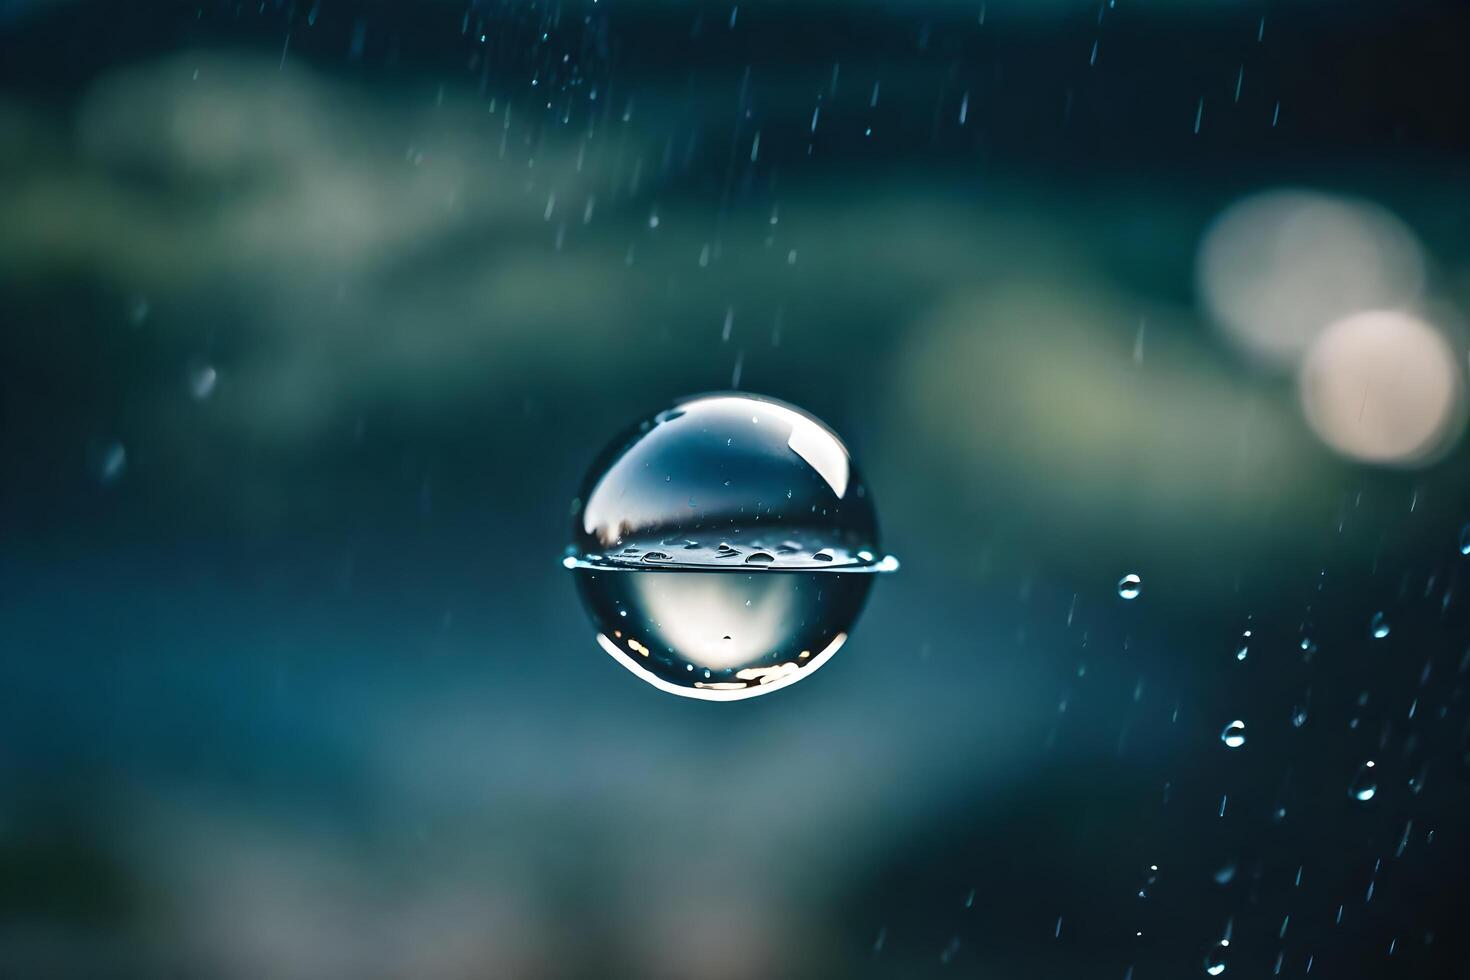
[
  {"x1": 564, "y1": 393, "x2": 896, "y2": 700},
  {"x1": 1117, "y1": 573, "x2": 1141, "y2": 600},
  {"x1": 1197, "y1": 189, "x2": 1425, "y2": 369},
  {"x1": 1298, "y1": 310, "x2": 1465, "y2": 467}
]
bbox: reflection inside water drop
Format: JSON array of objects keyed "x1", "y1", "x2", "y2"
[{"x1": 575, "y1": 566, "x2": 871, "y2": 697}]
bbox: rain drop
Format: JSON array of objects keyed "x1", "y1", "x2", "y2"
[
  {"x1": 1370, "y1": 612, "x2": 1390, "y2": 639},
  {"x1": 1350, "y1": 761, "x2": 1378, "y2": 801},
  {"x1": 96, "y1": 441, "x2": 127, "y2": 485},
  {"x1": 1220, "y1": 719, "x2": 1246, "y2": 748},
  {"x1": 1118, "y1": 573, "x2": 1142, "y2": 600},
  {"x1": 1204, "y1": 940, "x2": 1230, "y2": 975},
  {"x1": 186, "y1": 361, "x2": 218, "y2": 400}
]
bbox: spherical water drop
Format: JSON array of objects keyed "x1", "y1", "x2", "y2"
[
  {"x1": 1291, "y1": 704, "x2": 1309, "y2": 728},
  {"x1": 1370, "y1": 612, "x2": 1390, "y2": 639},
  {"x1": 1350, "y1": 761, "x2": 1378, "y2": 801},
  {"x1": 1460, "y1": 523, "x2": 1470, "y2": 556},
  {"x1": 1220, "y1": 719, "x2": 1246, "y2": 748},
  {"x1": 563, "y1": 393, "x2": 896, "y2": 699},
  {"x1": 1117, "y1": 573, "x2": 1142, "y2": 600}
]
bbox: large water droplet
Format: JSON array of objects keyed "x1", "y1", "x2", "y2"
[
  {"x1": 564, "y1": 393, "x2": 896, "y2": 699},
  {"x1": 1370, "y1": 612, "x2": 1390, "y2": 639},
  {"x1": 1350, "y1": 761, "x2": 1378, "y2": 801},
  {"x1": 1117, "y1": 573, "x2": 1142, "y2": 600},
  {"x1": 1220, "y1": 719, "x2": 1247, "y2": 749}
]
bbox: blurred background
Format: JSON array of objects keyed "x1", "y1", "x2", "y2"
[{"x1": 2, "y1": 0, "x2": 1469, "y2": 976}]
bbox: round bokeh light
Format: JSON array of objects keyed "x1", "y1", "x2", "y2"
[
  {"x1": 1298, "y1": 310, "x2": 1465, "y2": 466},
  {"x1": 1197, "y1": 190, "x2": 1426, "y2": 369}
]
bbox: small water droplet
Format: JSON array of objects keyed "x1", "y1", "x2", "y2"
[
  {"x1": 1204, "y1": 939, "x2": 1230, "y2": 975},
  {"x1": 97, "y1": 441, "x2": 127, "y2": 485},
  {"x1": 1370, "y1": 612, "x2": 1390, "y2": 639},
  {"x1": 1350, "y1": 761, "x2": 1378, "y2": 801},
  {"x1": 1459, "y1": 523, "x2": 1470, "y2": 556},
  {"x1": 1117, "y1": 573, "x2": 1142, "y2": 600},
  {"x1": 1220, "y1": 720, "x2": 1246, "y2": 749},
  {"x1": 186, "y1": 362, "x2": 218, "y2": 400},
  {"x1": 745, "y1": 552, "x2": 775, "y2": 564},
  {"x1": 1291, "y1": 705, "x2": 1308, "y2": 728},
  {"x1": 642, "y1": 551, "x2": 671, "y2": 562}
]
